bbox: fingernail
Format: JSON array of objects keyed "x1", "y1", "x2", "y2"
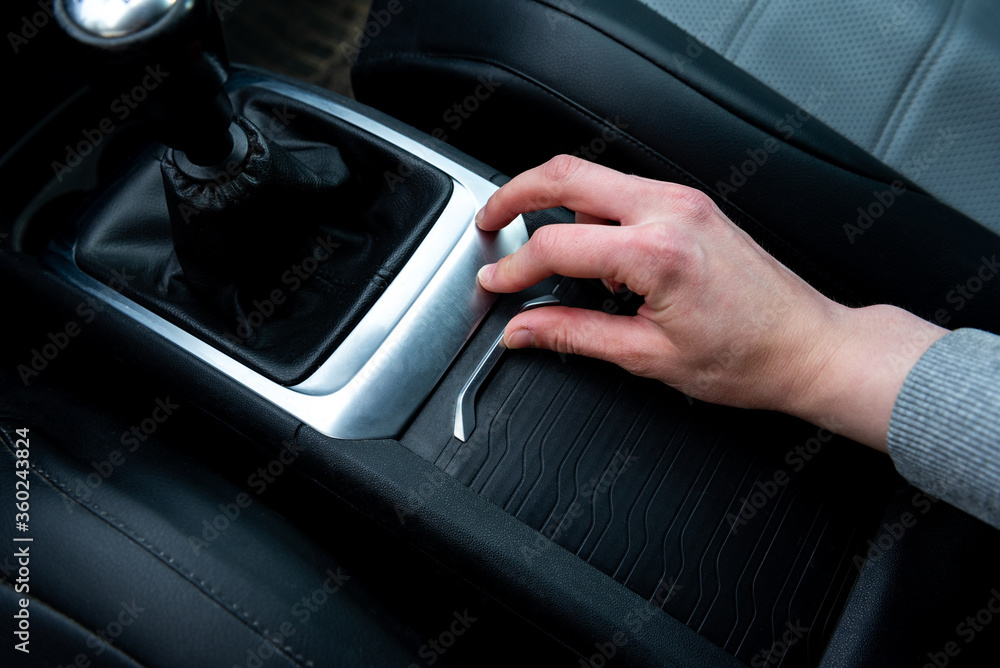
[
  {"x1": 475, "y1": 206, "x2": 487, "y2": 226},
  {"x1": 477, "y1": 263, "x2": 496, "y2": 285},
  {"x1": 504, "y1": 329, "x2": 533, "y2": 349}
]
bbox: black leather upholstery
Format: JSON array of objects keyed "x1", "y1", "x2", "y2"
[
  {"x1": 352, "y1": 0, "x2": 1000, "y2": 336},
  {"x1": 0, "y1": 384, "x2": 422, "y2": 667}
]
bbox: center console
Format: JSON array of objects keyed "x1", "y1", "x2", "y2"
[
  {"x1": 48, "y1": 69, "x2": 529, "y2": 439},
  {"x1": 46, "y1": 0, "x2": 531, "y2": 440}
]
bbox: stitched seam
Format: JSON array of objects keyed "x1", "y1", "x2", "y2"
[
  {"x1": 0, "y1": 431, "x2": 315, "y2": 668},
  {"x1": 451, "y1": 0, "x2": 908, "y2": 188},
  {"x1": 874, "y1": 0, "x2": 965, "y2": 158},
  {"x1": 357, "y1": 51, "x2": 862, "y2": 302}
]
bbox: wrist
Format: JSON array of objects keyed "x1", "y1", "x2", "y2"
[{"x1": 782, "y1": 303, "x2": 948, "y2": 451}]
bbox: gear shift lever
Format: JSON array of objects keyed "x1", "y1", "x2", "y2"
[
  {"x1": 55, "y1": 0, "x2": 349, "y2": 298},
  {"x1": 55, "y1": 0, "x2": 239, "y2": 167},
  {"x1": 56, "y1": 0, "x2": 456, "y2": 386}
]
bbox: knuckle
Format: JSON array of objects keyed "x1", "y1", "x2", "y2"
[
  {"x1": 637, "y1": 223, "x2": 684, "y2": 263},
  {"x1": 546, "y1": 325, "x2": 578, "y2": 356},
  {"x1": 670, "y1": 186, "x2": 717, "y2": 222},
  {"x1": 632, "y1": 223, "x2": 699, "y2": 286},
  {"x1": 529, "y1": 224, "x2": 562, "y2": 265},
  {"x1": 543, "y1": 154, "x2": 587, "y2": 185}
]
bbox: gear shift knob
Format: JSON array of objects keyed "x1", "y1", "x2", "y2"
[
  {"x1": 63, "y1": 0, "x2": 180, "y2": 38},
  {"x1": 54, "y1": 0, "x2": 237, "y2": 166}
]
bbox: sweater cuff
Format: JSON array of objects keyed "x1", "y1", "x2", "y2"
[{"x1": 887, "y1": 328, "x2": 1000, "y2": 529}]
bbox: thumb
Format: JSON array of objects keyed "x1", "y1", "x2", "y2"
[{"x1": 503, "y1": 306, "x2": 665, "y2": 376}]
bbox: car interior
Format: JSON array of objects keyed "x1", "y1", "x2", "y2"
[{"x1": 2, "y1": 0, "x2": 999, "y2": 666}]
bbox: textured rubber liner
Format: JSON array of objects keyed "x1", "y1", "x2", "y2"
[{"x1": 402, "y1": 280, "x2": 895, "y2": 667}]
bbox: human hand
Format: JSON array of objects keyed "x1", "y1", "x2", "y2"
[{"x1": 476, "y1": 156, "x2": 947, "y2": 450}]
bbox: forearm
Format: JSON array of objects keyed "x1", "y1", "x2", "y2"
[{"x1": 888, "y1": 328, "x2": 1000, "y2": 529}]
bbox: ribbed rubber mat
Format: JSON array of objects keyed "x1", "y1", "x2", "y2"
[{"x1": 403, "y1": 282, "x2": 894, "y2": 667}]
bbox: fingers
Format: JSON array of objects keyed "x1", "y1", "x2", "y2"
[
  {"x1": 502, "y1": 306, "x2": 667, "y2": 378},
  {"x1": 476, "y1": 155, "x2": 663, "y2": 231},
  {"x1": 575, "y1": 211, "x2": 613, "y2": 226},
  {"x1": 478, "y1": 223, "x2": 634, "y2": 294}
]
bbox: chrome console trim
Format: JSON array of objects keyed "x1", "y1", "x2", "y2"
[
  {"x1": 453, "y1": 294, "x2": 561, "y2": 443},
  {"x1": 47, "y1": 75, "x2": 528, "y2": 440}
]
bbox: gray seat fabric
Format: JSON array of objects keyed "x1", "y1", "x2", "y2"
[{"x1": 638, "y1": 0, "x2": 1000, "y2": 233}]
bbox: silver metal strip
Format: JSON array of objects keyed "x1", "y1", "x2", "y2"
[
  {"x1": 453, "y1": 294, "x2": 561, "y2": 442},
  {"x1": 48, "y1": 76, "x2": 529, "y2": 440}
]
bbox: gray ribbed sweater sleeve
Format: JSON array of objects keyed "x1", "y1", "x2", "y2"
[{"x1": 887, "y1": 328, "x2": 1000, "y2": 529}]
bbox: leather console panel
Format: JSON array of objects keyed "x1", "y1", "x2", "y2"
[
  {"x1": 0, "y1": 389, "x2": 424, "y2": 667},
  {"x1": 73, "y1": 84, "x2": 453, "y2": 386}
]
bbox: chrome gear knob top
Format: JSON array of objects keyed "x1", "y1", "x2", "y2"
[
  {"x1": 63, "y1": 0, "x2": 181, "y2": 39},
  {"x1": 54, "y1": 0, "x2": 237, "y2": 167}
]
